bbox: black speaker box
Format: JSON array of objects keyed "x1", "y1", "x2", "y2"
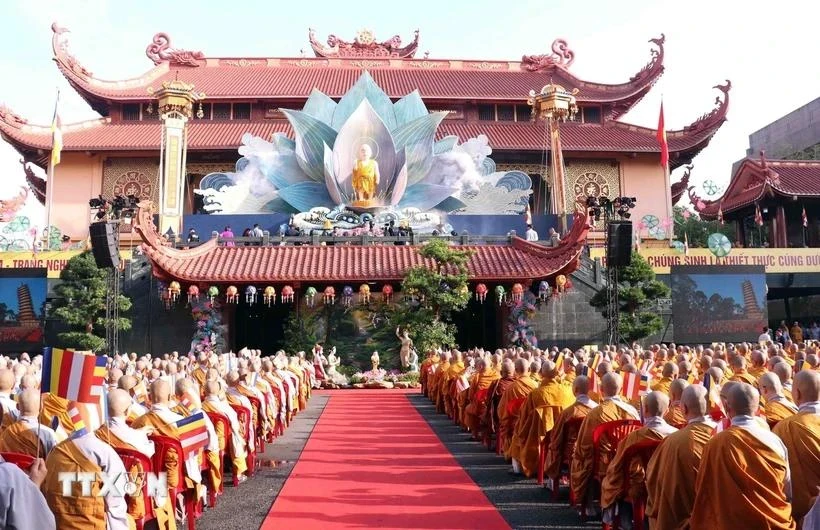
[
  {"x1": 89, "y1": 222, "x2": 120, "y2": 269},
  {"x1": 606, "y1": 221, "x2": 633, "y2": 268}
]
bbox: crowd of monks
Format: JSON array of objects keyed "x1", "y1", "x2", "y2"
[
  {"x1": 420, "y1": 341, "x2": 820, "y2": 529},
  {"x1": 0, "y1": 348, "x2": 317, "y2": 530}
]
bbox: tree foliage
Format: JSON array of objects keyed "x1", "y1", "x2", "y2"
[
  {"x1": 674, "y1": 206, "x2": 735, "y2": 248},
  {"x1": 591, "y1": 253, "x2": 670, "y2": 342},
  {"x1": 50, "y1": 252, "x2": 131, "y2": 352}
]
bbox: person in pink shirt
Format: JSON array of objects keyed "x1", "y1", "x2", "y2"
[{"x1": 221, "y1": 226, "x2": 235, "y2": 247}]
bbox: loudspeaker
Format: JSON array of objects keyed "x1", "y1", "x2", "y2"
[
  {"x1": 606, "y1": 221, "x2": 633, "y2": 267},
  {"x1": 89, "y1": 222, "x2": 120, "y2": 269}
]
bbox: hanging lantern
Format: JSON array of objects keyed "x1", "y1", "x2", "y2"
[
  {"x1": 305, "y1": 287, "x2": 317, "y2": 307},
  {"x1": 323, "y1": 286, "x2": 336, "y2": 305},
  {"x1": 555, "y1": 275, "x2": 567, "y2": 294},
  {"x1": 511, "y1": 283, "x2": 524, "y2": 303},
  {"x1": 187, "y1": 285, "x2": 199, "y2": 303},
  {"x1": 359, "y1": 284, "x2": 371, "y2": 304},
  {"x1": 168, "y1": 281, "x2": 181, "y2": 302},
  {"x1": 538, "y1": 281, "x2": 551, "y2": 301},
  {"x1": 495, "y1": 285, "x2": 506, "y2": 305},
  {"x1": 281, "y1": 285, "x2": 294, "y2": 303},
  {"x1": 226, "y1": 285, "x2": 239, "y2": 303},
  {"x1": 342, "y1": 285, "x2": 354, "y2": 307},
  {"x1": 382, "y1": 284, "x2": 393, "y2": 303},
  {"x1": 161, "y1": 289, "x2": 172, "y2": 310},
  {"x1": 245, "y1": 285, "x2": 257, "y2": 304},
  {"x1": 263, "y1": 286, "x2": 276, "y2": 306},
  {"x1": 475, "y1": 283, "x2": 488, "y2": 303},
  {"x1": 207, "y1": 285, "x2": 219, "y2": 302},
  {"x1": 157, "y1": 281, "x2": 167, "y2": 301}
]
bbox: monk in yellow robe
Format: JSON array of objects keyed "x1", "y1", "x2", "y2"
[
  {"x1": 587, "y1": 361, "x2": 613, "y2": 403},
  {"x1": 0, "y1": 389, "x2": 58, "y2": 457},
  {"x1": 463, "y1": 358, "x2": 499, "y2": 436},
  {"x1": 508, "y1": 361, "x2": 573, "y2": 477},
  {"x1": 497, "y1": 359, "x2": 538, "y2": 458},
  {"x1": 571, "y1": 372, "x2": 640, "y2": 516},
  {"x1": 650, "y1": 362, "x2": 678, "y2": 397},
  {"x1": 663, "y1": 378, "x2": 688, "y2": 428},
  {"x1": 646, "y1": 385, "x2": 716, "y2": 530},
  {"x1": 420, "y1": 351, "x2": 440, "y2": 397},
  {"x1": 351, "y1": 144, "x2": 380, "y2": 202},
  {"x1": 202, "y1": 380, "x2": 248, "y2": 481},
  {"x1": 690, "y1": 382, "x2": 796, "y2": 530},
  {"x1": 440, "y1": 351, "x2": 465, "y2": 416},
  {"x1": 749, "y1": 349, "x2": 769, "y2": 380},
  {"x1": 39, "y1": 392, "x2": 73, "y2": 433},
  {"x1": 600, "y1": 391, "x2": 677, "y2": 525},
  {"x1": 545, "y1": 375, "x2": 596, "y2": 486},
  {"x1": 287, "y1": 357, "x2": 308, "y2": 411},
  {"x1": 0, "y1": 368, "x2": 19, "y2": 430},
  {"x1": 429, "y1": 352, "x2": 450, "y2": 406},
  {"x1": 728, "y1": 355, "x2": 757, "y2": 386},
  {"x1": 773, "y1": 370, "x2": 820, "y2": 525},
  {"x1": 759, "y1": 372, "x2": 798, "y2": 424},
  {"x1": 172, "y1": 382, "x2": 222, "y2": 499}
]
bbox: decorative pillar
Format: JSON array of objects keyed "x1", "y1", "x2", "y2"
[
  {"x1": 775, "y1": 205, "x2": 788, "y2": 248},
  {"x1": 148, "y1": 80, "x2": 205, "y2": 238}
]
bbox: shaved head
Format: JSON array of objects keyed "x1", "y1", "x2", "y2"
[
  {"x1": 773, "y1": 362, "x2": 792, "y2": 385},
  {"x1": 204, "y1": 381, "x2": 220, "y2": 397},
  {"x1": 514, "y1": 358, "x2": 530, "y2": 376},
  {"x1": 601, "y1": 372, "x2": 622, "y2": 398},
  {"x1": 108, "y1": 388, "x2": 132, "y2": 417},
  {"x1": 670, "y1": 378, "x2": 688, "y2": 401},
  {"x1": 643, "y1": 391, "x2": 670, "y2": 418},
  {"x1": 794, "y1": 370, "x2": 820, "y2": 405},
  {"x1": 726, "y1": 383, "x2": 759, "y2": 418},
  {"x1": 0, "y1": 369, "x2": 14, "y2": 392},
  {"x1": 18, "y1": 389, "x2": 40, "y2": 416},
  {"x1": 758, "y1": 372, "x2": 782, "y2": 398},
  {"x1": 573, "y1": 375, "x2": 590, "y2": 396},
  {"x1": 662, "y1": 362, "x2": 679, "y2": 379},
  {"x1": 682, "y1": 385, "x2": 708, "y2": 418},
  {"x1": 540, "y1": 360, "x2": 557, "y2": 379},
  {"x1": 500, "y1": 359, "x2": 514, "y2": 378},
  {"x1": 150, "y1": 379, "x2": 171, "y2": 405}
]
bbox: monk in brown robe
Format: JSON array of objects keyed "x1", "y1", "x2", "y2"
[
  {"x1": 571, "y1": 372, "x2": 640, "y2": 517},
  {"x1": 483, "y1": 359, "x2": 515, "y2": 448},
  {"x1": 774, "y1": 361, "x2": 794, "y2": 401},
  {"x1": 646, "y1": 384, "x2": 716, "y2": 530},
  {"x1": 600, "y1": 391, "x2": 677, "y2": 527},
  {"x1": 650, "y1": 362, "x2": 678, "y2": 397},
  {"x1": 760, "y1": 372, "x2": 798, "y2": 424},
  {"x1": 773, "y1": 370, "x2": 820, "y2": 525},
  {"x1": 664, "y1": 378, "x2": 688, "y2": 428},
  {"x1": 440, "y1": 351, "x2": 465, "y2": 416},
  {"x1": 690, "y1": 382, "x2": 796, "y2": 530},
  {"x1": 508, "y1": 361, "x2": 573, "y2": 477},
  {"x1": 428, "y1": 351, "x2": 450, "y2": 406},
  {"x1": 497, "y1": 359, "x2": 538, "y2": 458},
  {"x1": 463, "y1": 358, "x2": 499, "y2": 436},
  {"x1": 420, "y1": 351, "x2": 440, "y2": 397},
  {"x1": 545, "y1": 375, "x2": 596, "y2": 489},
  {"x1": 0, "y1": 389, "x2": 58, "y2": 457}
]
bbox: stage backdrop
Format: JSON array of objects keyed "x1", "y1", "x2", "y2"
[
  {"x1": 671, "y1": 265, "x2": 767, "y2": 344},
  {"x1": 0, "y1": 268, "x2": 46, "y2": 353}
]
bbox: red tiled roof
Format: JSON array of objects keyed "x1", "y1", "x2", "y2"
[{"x1": 133, "y1": 204, "x2": 589, "y2": 284}]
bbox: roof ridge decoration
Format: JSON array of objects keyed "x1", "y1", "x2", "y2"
[
  {"x1": 629, "y1": 34, "x2": 665, "y2": 82},
  {"x1": 21, "y1": 159, "x2": 46, "y2": 206},
  {"x1": 684, "y1": 80, "x2": 731, "y2": 133},
  {"x1": 146, "y1": 33, "x2": 204, "y2": 67},
  {"x1": 51, "y1": 22, "x2": 93, "y2": 78},
  {"x1": 521, "y1": 39, "x2": 575, "y2": 72},
  {"x1": 671, "y1": 164, "x2": 693, "y2": 205},
  {"x1": 309, "y1": 28, "x2": 420, "y2": 58},
  {"x1": 0, "y1": 105, "x2": 27, "y2": 128}
]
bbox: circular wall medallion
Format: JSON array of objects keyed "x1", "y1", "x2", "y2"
[{"x1": 113, "y1": 171, "x2": 153, "y2": 201}]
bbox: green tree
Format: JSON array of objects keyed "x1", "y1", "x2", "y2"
[
  {"x1": 591, "y1": 253, "x2": 670, "y2": 342},
  {"x1": 50, "y1": 252, "x2": 131, "y2": 352},
  {"x1": 282, "y1": 311, "x2": 318, "y2": 355},
  {"x1": 393, "y1": 239, "x2": 472, "y2": 353},
  {"x1": 674, "y1": 205, "x2": 735, "y2": 248}
]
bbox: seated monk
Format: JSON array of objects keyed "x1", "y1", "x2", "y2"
[
  {"x1": 97, "y1": 389, "x2": 176, "y2": 530},
  {"x1": 191, "y1": 353, "x2": 209, "y2": 391},
  {"x1": 749, "y1": 349, "x2": 769, "y2": 380},
  {"x1": 773, "y1": 370, "x2": 820, "y2": 525},
  {"x1": 759, "y1": 372, "x2": 798, "y2": 424},
  {"x1": 600, "y1": 391, "x2": 678, "y2": 527},
  {"x1": 463, "y1": 358, "x2": 499, "y2": 437},
  {"x1": 571, "y1": 372, "x2": 640, "y2": 517},
  {"x1": 225, "y1": 372, "x2": 256, "y2": 453},
  {"x1": 202, "y1": 381, "x2": 248, "y2": 481},
  {"x1": 690, "y1": 382, "x2": 796, "y2": 530},
  {"x1": 0, "y1": 368, "x2": 20, "y2": 429},
  {"x1": 43, "y1": 429, "x2": 129, "y2": 530},
  {"x1": 664, "y1": 378, "x2": 688, "y2": 428},
  {"x1": 545, "y1": 375, "x2": 597, "y2": 487},
  {"x1": 774, "y1": 362, "x2": 794, "y2": 401},
  {"x1": 118, "y1": 375, "x2": 149, "y2": 421},
  {"x1": 587, "y1": 361, "x2": 613, "y2": 403},
  {"x1": 0, "y1": 389, "x2": 58, "y2": 457},
  {"x1": 646, "y1": 385, "x2": 716, "y2": 530},
  {"x1": 509, "y1": 361, "x2": 574, "y2": 477},
  {"x1": 728, "y1": 355, "x2": 757, "y2": 386},
  {"x1": 497, "y1": 359, "x2": 538, "y2": 458},
  {"x1": 39, "y1": 391, "x2": 73, "y2": 435},
  {"x1": 650, "y1": 362, "x2": 678, "y2": 397}
]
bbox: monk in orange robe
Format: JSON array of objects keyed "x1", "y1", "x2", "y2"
[
  {"x1": 420, "y1": 351, "x2": 440, "y2": 397},
  {"x1": 571, "y1": 372, "x2": 640, "y2": 516},
  {"x1": 773, "y1": 370, "x2": 820, "y2": 525},
  {"x1": 663, "y1": 378, "x2": 688, "y2": 428},
  {"x1": 39, "y1": 392, "x2": 73, "y2": 433},
  {"x1": 545, "y1": 375, "x2": 596, "y2": 487},
  {"x1": 646, "y1": 384, "x2": 716, "y2": 530},
  {"x1": 650, "y1": 362, "x2": 678, "y2": 396},
  {"x1": 728, "y1": 355, "x2": 757, "y2": 386},
  {"x1": 0, "y1": 368, "x2": 19, "y2": 430},
  {"x1": 440, "y1": 351, "x2": 465, "y2": 416},
  {"x1": 463, "y1": 358, "x2": 499, "y2": 436},
  {"x1": 508, "y1": 361, "x2": 573, "y2": 477},
  {"x1": 690, "y1": 382, "x2": 796, "y2": 530},
  {"x1": 760, "y1": 372, "x2": 798, "y2": 424},
  {"x1": 497, "y1": 359, "x2": 538, "y2": 457},
  {"x1": 0, "y1": 389, "x2": 59, "y2": 457},
  {"x1": 600, "y1": 391, "x2": 677, "y2": 526},
  {"x1": 428, "y1": 352, "x2": 449, "y2": 406},
  {"x1": 202, "y1": 380, "x2": 248, "y2": 480},
  {"x1": 484, "y1": 360, "x2": 515, "y2": 448}
]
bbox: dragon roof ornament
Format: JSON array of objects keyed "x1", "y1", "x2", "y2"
[
  {"x1": 146, "y1": 33, "x2": 204, "y2": 67},
  {"x1": 521, "y1": 39, "x2": 575, "y2": 72},
  {"x1": 629, "y1": 34, "x2": 666, "y2": 82},
  {"x1": 51, "y1": 23, "x2": 93, "y2": 78},
  {"x1": 308, "y1": 28, "x2": 420, "y2": 58},
  {"x1": 684, "y1": 80, "x2": 731, "y2": 133}
]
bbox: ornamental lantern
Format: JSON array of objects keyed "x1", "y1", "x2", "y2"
[
  {"x1": 359, "y1": 284, "x2": 371, "y2": 304},
  {"x1": 555, "y1": 275, "x2": 567, "y2": 293},
  {"x1": 323, "y1": 286, "x2": 336, "y2": 305},
  {"x1": 538, "y1": 281, "x2": 551, "y2": 301},
  {"x1": 511, "y1": 283, "x2": 524, "y2": 303},
  {"x1": 281, "y1": 285, "x2": 294, "y2": 303},
  {"x1": 187, "y1": 285, "x2": 199, "y2": 303},
  {"x1": 245, "y1": 285, "x2": 257, "y2": 304},
  {"x1": 263, "y1": 286, "x2": 276, "y2": 306},
  {"x1": 168, "y1": 281, "x2": 181, "y2": 302},
  {"x1": 207, "y1": 286, "x2": 219, "y2": 302},
  {"x1": 382, "y1": 284, "x2": 393, "y2": 303},
  {"x1": 475, "y1": 283, "x2": 488, "y2": 303},
  {"x1": 342, "y1": 285, "x2": 354, "y2": 307},
  {"x1": 305, "y1": 287, "x2": 317, "y2": 307},
  {"x1": 226, "y1": 285, "x2": 239, "y2": 303},
  {"x1": 495, "y1": 285, "x2": 506, "y2": 305}
]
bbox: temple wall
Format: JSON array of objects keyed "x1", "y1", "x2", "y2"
[
  {"x1": 619, "y1": 156, "x2": 672, "y2": 228},
  {"x1": 51, "y1": 152, "x2": 102, "y2": 240}
]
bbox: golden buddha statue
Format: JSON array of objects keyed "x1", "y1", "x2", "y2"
[{"x1": 351, "y1": 144, "x2": 380, "y2": 206}]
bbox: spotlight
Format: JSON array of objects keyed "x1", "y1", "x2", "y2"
[{"x1": 89, "y1": 195, "x2": 106, "y2": 208}]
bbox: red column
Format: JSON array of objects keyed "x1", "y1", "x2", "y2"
[{"x1": 775, "y1": 205, "x2": 788, "y2": 248}]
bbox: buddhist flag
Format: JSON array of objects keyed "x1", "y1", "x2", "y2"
[
  {"x1": 590, "y1": 353, "x2": 602, "y2": 372},
  {"x1": 554, "y1": 351, "x2": 564, "y2": 369},
  {"x1": 622, "y1": 372, "x2": 641, "y2": 401},
  {"x1": 175, "y1": 411, "x2": 209, "y2": 457},
  {"x1": 656, "y1": 102, "x2": 669, "y2": 168},
  {"x1": 67, "y1": 399, "x2": 106, "y2": 438},
  {"x1": 41, "y1": 347, "x2": 106, "y2": 404},
  {"x1": 803, "y1": 206, "x2": 809, "y2": 228},
  {"x1": 638, "y1": 373, "x2": 651, "y2": 395},
  {"x1": 51, "y1": 92, "x2": 63, "y2": 167},
  {"x1": 755, "y1": 204, "x2": 764, "y2": 226}
]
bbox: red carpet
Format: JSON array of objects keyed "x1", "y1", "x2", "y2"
[{"x1": 261, "y1": 390, "x2": 511, "y2": 529}]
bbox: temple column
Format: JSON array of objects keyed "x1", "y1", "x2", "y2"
[{"x1": 775, "y1": 205, "x2": 788, "y2": 248}]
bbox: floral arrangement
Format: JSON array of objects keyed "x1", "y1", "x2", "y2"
[
  {"x1": 190, "y1": 298, "x2": 227, "y2": 354},
  {"x1": 350, "y1": 368, "x2": 387, "y2": 384},
  {"x1": 508, "y1": 291, "x2": 539, "y2": 349}
]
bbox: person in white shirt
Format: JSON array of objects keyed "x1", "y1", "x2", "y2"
[
  {"x1": 0, "y1": 455, "x2": 54, "y2": 530},
  {"x1": 525, "y1": 224, "x2": 538, "y2": 241},
  {"x1": 758, "y1": 326, "x2": 772, "y2": 344}
]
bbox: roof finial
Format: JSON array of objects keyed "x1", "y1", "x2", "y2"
[
  {"x1": 759, "y1": 149, "x2": 767, "y2": 169},
  {"x1": 424, "y1": 51, "x2": 430, "y2": 59}
]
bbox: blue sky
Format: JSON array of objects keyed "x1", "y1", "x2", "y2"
[
  {"x1": 0, "y1": 277, "x2": 46, "y2": 317},
  {"x1": 0, "y1": 0, "x2": 817, "y2": 234}
]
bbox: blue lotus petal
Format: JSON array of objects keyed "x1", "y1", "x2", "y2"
[
  {"x1": 302, "y1": 88, "x2": 338, "y2": 125},
  {"x1": 282, "y1": 109, "x2": 337, "y2": 182},
  {"x1": 271, "y1": 133, "x2": 295, "y2": 152},
  {"x1": 481, "y1": 157, "x2": 496, "y2": 176},
  {"x1": 200, "y1": 172, "x2": 234, "y2": 191},
  {"x1": 393, "y1": 112, "x2": 446, "y2": 185},
  {"x1": 324, "y1": 143, "x2": 345, "y2": 205},
  {"x1": 390, "y1": 161, "x2": 408, "y2": 206},
  {"x1": 262, "y1": 197, "x2": 300, "y2": 213},
  {"x1": 398, "y1": 183, "x2": 459, "y2": 212},
  {"x1": 331, "y1": 72, "x2": 396, "y2": 132},
  {"x1": 496, "y1": 171, "x2": 533, "y2": 191},
  {"x1": 434, "y1": 136, "x2": 459, "y2": 155},
  {"x1": 393, "y1": 90, "x2": 428, "y2": 126},
  {"x1": 278, "y1": 182, "x2": 335, "y2": 212},
  {"x1": 265, "y1": 151, "x2": 314, "y2": 190}
]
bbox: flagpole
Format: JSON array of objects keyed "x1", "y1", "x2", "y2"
[{"x1": 45, "y1": 160, "x2": 55, "y2": 232}]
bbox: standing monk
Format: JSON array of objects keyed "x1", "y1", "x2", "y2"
[
  {"x1": 690, "y1": 383, "x2": 795, "y2": 529},
  {"x1": 463, "y1": 358, "x2": 499, "y2": 436},
  {"x1": 545, "y1": 375, "x2": 597, "y2": 488},
  {"x1": 497, "y1": 359, "x2": 538, "y2": 458}
]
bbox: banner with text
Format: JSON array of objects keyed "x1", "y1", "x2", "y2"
[
  {"x1": 589, "y1": 247, "x2": 820, "y2": 274},
  {"x1": 0, "y1": 251, "x2": 132, "y2": 278}
]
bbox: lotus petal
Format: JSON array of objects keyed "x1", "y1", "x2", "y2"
[
  {"x1": 331, "y1": 72, "x2": 396, "y2": 132},
  {"x1": 264, "y1": 151, "x2": 314, "y2": 190},
  {"x1": 262, "y1": 197, "x2": 299, "y2": 213},
  {"x1": 332, "y1": 100, "x2": 398, "y2": 201},
  {"x1": 324, "y1": 143, "x2": 345, "y2": 205},
  {"x1": 393, "y1": 90, "x2": 428, "y2": 126},
  {"x1": 282, "y1": 109, "x2": 337, "y2": 182},
  {"x1": 398, "y1": 183, "x2": 459, "y2": 212},
  {"x1": 271, "y1": 132, "x2": 295, "y2": 152},
  {"x1": 278, "y1": 182, "x2": 335, "y2": 212},
  {"x1": 434, "y1": 136, "x2": 459, "y2": 155},
  {"x1": 390, "y1": 161, "x2": 408, "y2": 206},
  {"x1": 392, "y1": 112, "x2": 446, "y2": 186},
  {"x1": 302, "y1": 88, "x2": 337, "y2": 125}
]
